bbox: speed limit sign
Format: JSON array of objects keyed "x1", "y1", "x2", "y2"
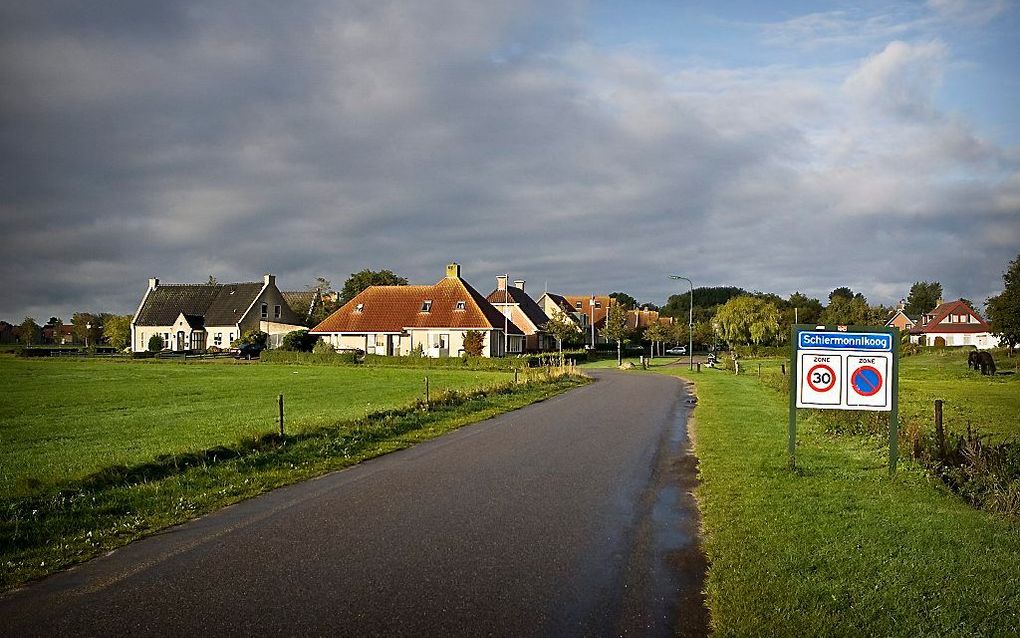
[{"x1": 798, "y1": 354, "x2": 841, "y2": 406}]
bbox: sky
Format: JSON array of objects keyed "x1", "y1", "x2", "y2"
[{"x1": 1, "y1": 0, "x2": 1018, "y2": 322}]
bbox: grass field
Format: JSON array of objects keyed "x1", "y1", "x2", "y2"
[
  {"x1": 659, "y1": 363, "x2": 1020, "y2": 636},
  {"x1": 898, "y1": 349, "x2": 1019, "y2": 441},
  {"x1": 0, "y1": 356, "x2": 512, "y2": 495}
]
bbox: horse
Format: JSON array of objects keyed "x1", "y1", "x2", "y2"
[
  {"x1": 967, "y1": 351, "x2": 980, "y2": 370},
  {"x1": 975, "y1": 351, "x2": 997, "y2": 376}
]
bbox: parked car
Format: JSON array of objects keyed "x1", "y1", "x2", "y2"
[
  {"x1": 665, "y1": 346, "x2": 687, "y2": 355},
  {"x1": 234, "y1": 342, "x2": 265, "y2": 359}
]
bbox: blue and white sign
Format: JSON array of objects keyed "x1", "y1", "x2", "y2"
[
  {"x1": 798, "y1": 331, "x2": 892, "y2": 352},
  {"x1": 796, "y1": 330, "x2": 893, "y2": 412}
]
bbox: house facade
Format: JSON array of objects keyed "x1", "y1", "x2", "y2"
[
  {"x1": 884, "y1": 300, "x2": 916, "y2": 332},
  {"x1": 486, "y1": 276, "x2": 554, "y2": 352},
  {"x1": 309, "y1": 264, "x2": 525, "y2": 357},
  {"x1": 908, "y1": 299, "x2": 1000, "y2": 349},
  {"x1": 130, "y1": 274, "x2": 306, "y2": 352}
]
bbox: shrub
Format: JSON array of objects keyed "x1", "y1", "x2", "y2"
[
  {"x1": 901, "y1": 342, "x2": 922, "y2": 357},
  {"x1": 281, "y1": 329, "x2": 318, "y2": 352},
  {"x1": 232, "y1": 329, "x2": 268, "y2": 350},
  {"x1": 312, "y1": 339, "x2": 336, "y2": 354},
  {"x1": 147, "y1": 334, "x2": 164, "y2": 352},
  {"x1": 463, "y1": 330, "x2": 484, "y2": 357}
]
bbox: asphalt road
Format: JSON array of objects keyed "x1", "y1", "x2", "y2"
[{"x1": 0, "y1": 370, "x2": 706, "y2": 637}]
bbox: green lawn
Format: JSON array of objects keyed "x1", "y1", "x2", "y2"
[
  {"x1": 650, "y1": 361, "x2": 1020, "y2": 636},
  {"x1": 898, "y1": 349, "x2": 1019, "y2": 441},
  {"x1": 0, "y1": 356, "x2": 511, "y2": 495}
]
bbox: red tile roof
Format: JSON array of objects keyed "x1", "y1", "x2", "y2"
[
  {"x1": 909, "y1": 299, "x2": 991, "y2": 335},
  {"x1": 562, "y1": 295, "x2": 616, "y2": 328},
  {"x1": 310, "y1": 276, "x2": 523, "y2": 335}
]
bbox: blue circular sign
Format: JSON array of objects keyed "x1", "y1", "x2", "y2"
[{"x1": 851, "y1": 366, "x2": 882, "y2": 396}]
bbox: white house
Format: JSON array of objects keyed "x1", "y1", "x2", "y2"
[
  {"x1": 908, "y1": 299, "x2": 1000, "y2": 349},
  {"x1": 130, "y1": 274, "x2": 306, "y2": 352}
]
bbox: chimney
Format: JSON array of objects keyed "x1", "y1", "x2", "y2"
[
  {"x1": 148, "y1": 277, "x2": 159, "y2": 290},
  {"x1": 513, "y1": 280, "x2": 525, "y2": 292},
  {"x1": 446, "y1": 263, "x2": 461, "y2": 279},
  {"x1": 897, "y1": 299, "x2": 905, "y2": 311},
  {"x1": 264, "y1": 273, "x2": 275, "y2": 288},
  {"x1": 497, "y1": 275, "x2": 508, "y2": 291},
  {"x1": 936, "y1": 297, "x2": 944, "y2": 308}
]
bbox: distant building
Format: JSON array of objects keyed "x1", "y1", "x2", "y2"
[
  {"x1": 130, "y1": 274, "x2": 305, "y2": 352},
  {"x1": 884, "y1": 300, "x2": 916, "y2": 332},
  {"x1": 908, "y1": 298, "x2": 999, "y2": 349},
  {"x1": 309, "y1": 263, "x2": 524, "y2": 357},
  {"x1": 486, "y1": 277, "x2": 553, "y2": 352}
]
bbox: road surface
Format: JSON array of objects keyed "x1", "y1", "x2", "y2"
[{"x1": 1, "y1": 370, "x2": 706, "y2": 637}]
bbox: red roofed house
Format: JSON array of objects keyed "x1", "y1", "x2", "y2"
[
  {"x1": 309, "y1": 264, "x2": 525, "y2": 357},
  {"x1": 908, "y1": 298, "x2": 999, "y2": 349}
]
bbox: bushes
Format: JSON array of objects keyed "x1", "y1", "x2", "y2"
[
  {"x1": 261, "y1": 350, "x2": 360, "y2": 365},
  {"x1": 280, "y1": 330, "x2": 318, "y2": 352},
  {"x1": 147, "y1": 334, "x2": 164, "y2": 352}
]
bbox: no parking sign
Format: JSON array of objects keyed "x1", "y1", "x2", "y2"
[{"x1": 789, "y1": 326, "x2": 899, "y2": 472}]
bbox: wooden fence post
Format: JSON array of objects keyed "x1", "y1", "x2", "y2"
[
  {"x1": 424, "y1": 376, "x2": 430, "y2": 409},
  {"x1": 934, "y1": 399, "x2": 945, "y2": 457},
  {"x1": 278, "y1": 393, "x2": 284, "y2": 437}
]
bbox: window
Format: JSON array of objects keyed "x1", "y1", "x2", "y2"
[
  {"x1": 575, "y1": 301, "x2": 582, "y2": 309},
  {"x1": 274, "y1": 305, "x2": 281, "y2": 319},
  {"x1": 355, "y1": 303, "x2": 364, "y2": 312},
  {"x1": 261, "y1": 303, "x2": 268, "y2": 319},
  {"x1": 421, "y1": 300, "x2": 432, "y2": 312},
  {"x1": 595, "y1": 302, "x2": 602, "y2": 309},
  {"x1": 214, "y1": 333, "x2": 222, "y2": 346},
  {"x1": 455, "y1": 301, "x2": 466, "y2": 311},
  {"x1": 229, "y1": 333, "x2": 234, "y2": 343}
]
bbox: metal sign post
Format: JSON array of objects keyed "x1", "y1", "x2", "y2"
[{"x1": 788, "y1": 325, "x2": 899, "y2": 473}]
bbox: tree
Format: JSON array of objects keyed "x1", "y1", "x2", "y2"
[
  {"x1": 231, "y1": 329, "x2": 268, "y2": 350},
  {"x1": 463, "y1": 330, "x2": 484, "y2": 357},
  {"x1": 661, "y1": 286, "x2": 747, "y2": 320},
  {"x1": 339, "y1": 269, "x2": 408, "y2": 305},
  {"x1": 600, "y1": 302, "x2": 629, "y2": 365},
  {"x1": 821, "y1": 293, "x2": 870, "y2": 326},
  {"x1": 987, "y1": 253, "x2": 1020, "y2": 355},
  {"x1": 71, "y1": 312, "x2": 101, "y2": 346},
  {"x1": 545, "y1": 312, "x2": 581, "y2": 364},
  {"x1": 102, "y1": 315, "x2": 133, "y2": 350},
  {"x1": 308, "y1": 277, "x2": 332, "y2": 295},
  {"x1": 713, "y1": 296, "x2": 780, "y2": 350},
  {"x1": 643, "y1": 322, "x2": 669, "y2": 357},
  {"x1": 905, "y1": 281, "x2": 942, "y2": 317},
  {"x1": 828, "y1": 287, "x2": 854, "y2": 302},
  {"x1": 787, "y1": 292, "x2": 823, "y2": 325},
  {"x1": 207, "y1": 275, "x2": 218, "y2": 285},
  {"x1": 281, "y1": 329, "x2": 317, "y2": 352},
  {"x1": 608, "y1": 292, "x2": 639, "y2": 310},
  {"x1": 147, "y1": 334, "x2": 164, "y2": 352},
  {"x1": 18, "y1": 317, "x2": 40, "y2": 345}
]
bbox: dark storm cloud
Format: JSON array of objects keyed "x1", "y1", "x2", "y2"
[{"x1": 0, "y1": 1, "x2": 1016, "y2": 322}]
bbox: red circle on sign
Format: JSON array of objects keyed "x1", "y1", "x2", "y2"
[
  {"x1": 806, "y1": 364, "x2": 836, "y2": 393},
  {"x1": 851, "y1": 366, "x2": 882, "y2": 396}
]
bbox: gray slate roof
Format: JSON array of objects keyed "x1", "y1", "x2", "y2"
[
  {"x1": 486, "y1": 286, "x2": 550, "y2": 330},
  {"x1": 282, "y1": 291, "x2": 317, "y2": 319},
  {"x1": 134, "y1": 283, "x2": 265, "y2": 327}
]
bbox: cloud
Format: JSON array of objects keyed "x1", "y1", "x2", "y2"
[
  {"x1": 0, "y1": 1, "x2": 1016, "y2": 322},
  {"x1": 843, "y1": 40, "x2": 947, "y2": 119}
]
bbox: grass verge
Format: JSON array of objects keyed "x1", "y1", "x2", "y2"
[
  {"x1": 1, "y1": 373, "x2": 589, "y2": 592},
  {"x1": 660, "y1": 365, "x2": 1020, "y2": 636}
]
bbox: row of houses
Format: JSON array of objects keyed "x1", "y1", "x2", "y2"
[{"x1": 129, "y1": 263, "x2": 669, "y2": 357}]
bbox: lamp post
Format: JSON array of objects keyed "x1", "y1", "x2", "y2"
[
  {"x1": 85, "y1": 322, "x2": 91, "y2": 349},
  {"x1": 668, "y1": 275, "x2": 693, "y2": 370},
  {"x1": 504, "y1": 273, "x2": 509, "y2": 358}
]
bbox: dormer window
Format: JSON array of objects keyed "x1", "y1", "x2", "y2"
[
  {"x1": 421, "y1": 300, "x2": 432, "y2": 312},
  {"x1": 595, "y1": 302, "x2": 602, "y2": 309},
  {"x1": 355, "y1": 303, "x2": 364, "y2": 312},
  {"x1": 455, "y1": 301, "x2": 466, "y2": 311},
  {"x1": 575, "y1": 301, "x2": 582, "y2": 309}
]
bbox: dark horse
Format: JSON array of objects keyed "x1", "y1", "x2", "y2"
[{"x1": 968, "y1": 350, "x2": 997, "y2": 375}]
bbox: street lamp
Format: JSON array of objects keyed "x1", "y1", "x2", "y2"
[
  {"x1": 85, "y1": 322, "x2": 91, "y2": 349},
  {"x1": 668, "y1": 275, "x2": 694, "y2": 370}
]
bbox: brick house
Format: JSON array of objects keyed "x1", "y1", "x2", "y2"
[{"x1": 908, "y1": 299, "x2": 999, "y2": 349}]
